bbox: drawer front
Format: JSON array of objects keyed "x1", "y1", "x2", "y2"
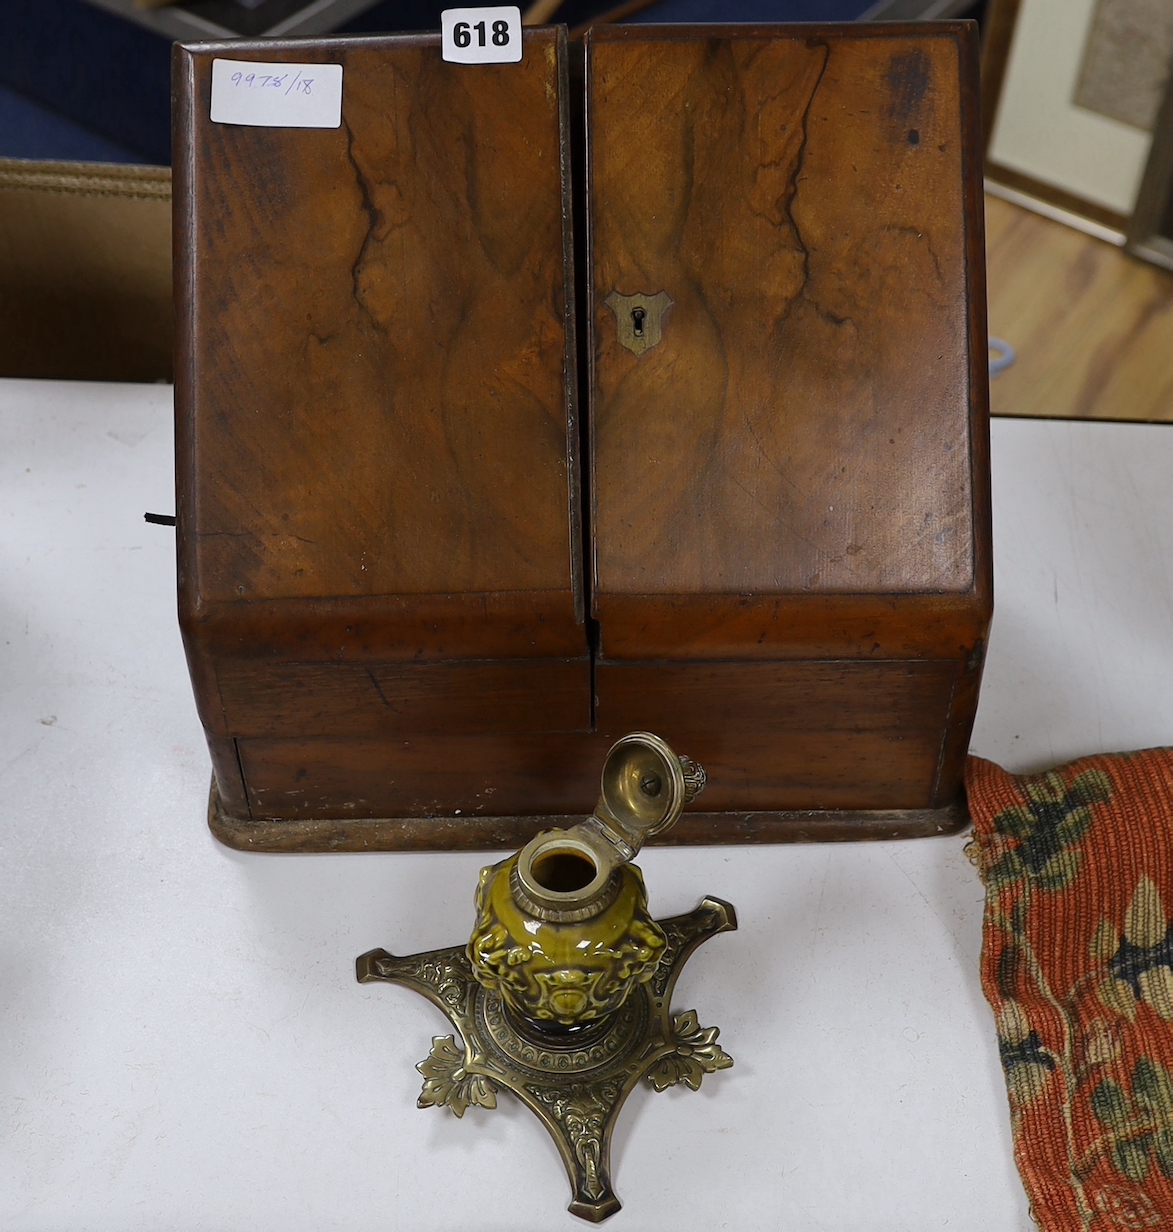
[
  {"x1": 236, "y1": 731, "x2": 609, "y2": 821},
  {"x1": 595, "y1": 658, "x2": 962, "y2": 810},
  {"x1": 213, "y1": 657, "x2": 592, "y2": 739}
]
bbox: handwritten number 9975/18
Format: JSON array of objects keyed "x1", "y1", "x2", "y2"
[{"x1": 228, "y1": 70, "x2": 315, "y2": 97}]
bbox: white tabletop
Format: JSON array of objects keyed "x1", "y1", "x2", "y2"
[{"x1": 3, "y1": 378, "x2": 1172, "y2": 1232}]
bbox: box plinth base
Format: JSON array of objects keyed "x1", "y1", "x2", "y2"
[{"x1": 206, "y1": 777, "x2": 970, "y2": 853}]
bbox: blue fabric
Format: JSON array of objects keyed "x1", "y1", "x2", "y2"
[
  {"x1": 342, "y1": 0, "x2": 873, "y2": 33},
  {"x1": 0, "y1": 0, "x2": 171, "y2": 165},
  {"x1": 628, "y1": 0, "x2": 872, "y2": 20},
  {"x1": 0, "y1": 0, "x2": 877, "y2": 167},
  {"x1": 0, "y1": 85, "x2": 142, "y2": 164}
]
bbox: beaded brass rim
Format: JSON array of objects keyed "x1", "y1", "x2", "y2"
[
  {"x1": 509, "y1": 859, "x2": 623, "y2": 923},
  {"x1": 514, "y1": 832, "x2": 620, "y2": 920}
]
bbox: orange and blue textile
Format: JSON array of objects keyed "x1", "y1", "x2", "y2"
[{"x1": 967, "y1": 750, "x2": 1173, "y2": 1232}]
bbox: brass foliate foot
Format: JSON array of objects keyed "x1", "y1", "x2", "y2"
[{"x1": 357, "y1": 896, "x2": 736, "y2": 1222}]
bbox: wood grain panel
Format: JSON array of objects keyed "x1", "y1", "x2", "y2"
[
  {"x1": 214, "y1": 658, "x2": 591, "y2": 738},
  {"x1": 235, "y1": 704, "x2": 952, "y2": 818},
  {"x1": 206, "y1": 736, "x2": 249, "y2": 819},
  {"x1": 237, "y1": 732, "x2": 611, "y2": 820},
  {"x1": 175, "y1": 30, "x2": 581, "y2": 614},
  {"x1": 587, "y1": 25, "x2": 982, "y2": 603},
  {"x1": 596, "y1": 659, "x2": 958, "y2": 809},
  {"x1": 595, "y1": 659, "x2": 958, "y2": 732},
  {"x1": 184, "y1": 590, "x2": 588, "y2": 665},
  {"x1": 594, "y1": 591, "x2": 989, "y2": 661},
  {"x1": 236, "y1": 720, "x2": 949, "y2": 818}
]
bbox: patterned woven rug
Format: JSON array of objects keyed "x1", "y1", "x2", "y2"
[{"x1": 966, "y1": 750, "x2": 1173, "y2": 1232}]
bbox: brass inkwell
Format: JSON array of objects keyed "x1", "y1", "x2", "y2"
[{"x1": 357, "y1": 732, "x2": 737, "y2": 1222}]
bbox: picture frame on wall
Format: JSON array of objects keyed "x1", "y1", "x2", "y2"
[
  {"x1": 1126, "y1": 73, "x2": 1173, "y2": 270},
  {"x1": 982, "y1": 0, "x2": 1173, "y2": 243}
]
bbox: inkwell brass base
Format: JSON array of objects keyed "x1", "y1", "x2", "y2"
[
  {"x1": 356, "y1": 733, "x2": 735, "y2": 1219},
  {"x1": 357, "y1": 895, "x2": 736, "y2": 1222}
]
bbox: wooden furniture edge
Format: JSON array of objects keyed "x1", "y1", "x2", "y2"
[
  {"x1": 1125, "y1": 72, "x2": 1173, "y2": 271},
  {"x1": 208, "y1": 777, "x2": 970, "y2": 851},
  {"x1": 978, "y1": 0, "x2": 1022, "y2": 151}
]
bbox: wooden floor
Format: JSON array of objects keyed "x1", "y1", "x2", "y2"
[{"x1": 986, "y1": 193, "x2": 1173, "y2": 422}]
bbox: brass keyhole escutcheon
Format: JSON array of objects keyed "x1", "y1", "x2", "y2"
[{"x1": 605, "y1": 290, "x2": 673, "y2": 357}]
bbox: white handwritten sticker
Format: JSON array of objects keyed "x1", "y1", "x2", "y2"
[
  {"x1": 442, "y1": 7, "x2": 522, "y2": 64},
  {"x1": 210, "y1": 59, "x2": 343, "y2": 128}
]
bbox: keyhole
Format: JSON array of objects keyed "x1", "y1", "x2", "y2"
[{"x1": 631, "y1": 306, "x2": 646, "y2": 337}]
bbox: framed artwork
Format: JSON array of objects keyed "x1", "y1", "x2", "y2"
[
  {"x1": 982, "y1": 0, "x2": 1173, "y2": 242},
  {"x1": 1126, "y1": 74, "x2": 1173, "y2": 269}
]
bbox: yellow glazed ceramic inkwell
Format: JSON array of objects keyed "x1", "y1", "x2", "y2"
[{"x1": 357, "y1": 733, "x2": 737, "y2": 1222}]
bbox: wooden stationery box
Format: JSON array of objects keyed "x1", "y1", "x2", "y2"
[
  {"x1": 586, "y1": 24, "x2": 991, "y2": 816},
  {"x1": 175, "y1": 22, "x2": 990, "y2": 850}
]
